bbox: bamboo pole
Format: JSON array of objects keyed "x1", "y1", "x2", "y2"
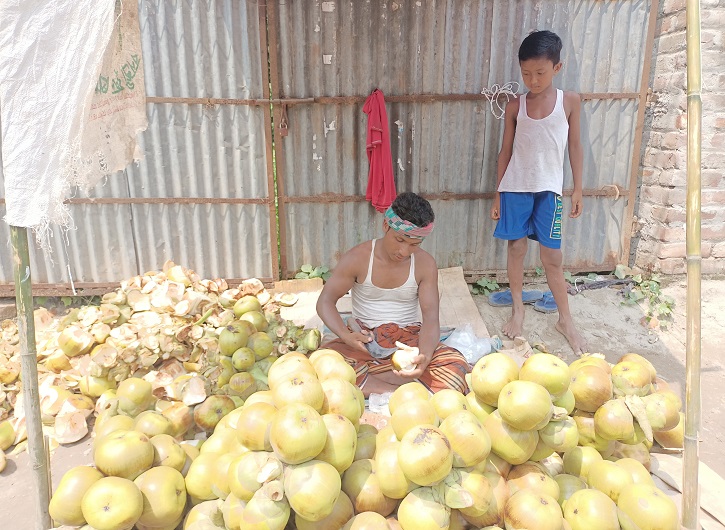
[
  {"x1": 45, "y1": 435, "x2": 53, "y2": 527},
  {"x1": 10, "y1": 226, "x2": 52, "y2": 530},
  {"x1": 682, "y1": 0, "x2": 702, "y2": 528},
  {"x1": 0, "y1": 98, "x2": 52, "y2": 530},
  {"x1": 10, "y1": 226, "x2": 50, "y2": 530}
]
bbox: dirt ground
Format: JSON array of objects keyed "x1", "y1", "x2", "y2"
[
  {"x1": 1, "y1": 276, "x2": 723, "y2": 528},
  {"x1": 474, "y1": 275, "x2": 725, "y2": 479}
]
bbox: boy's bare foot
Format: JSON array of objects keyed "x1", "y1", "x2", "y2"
[
  {"x1": 502, "y1": 310, "x2": 525, "y2": 339},
  {"x1": 555, "y1": 320, "x2": 587, "y2": 355}
]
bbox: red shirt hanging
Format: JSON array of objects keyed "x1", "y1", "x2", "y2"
[{"x1": 363, "y1": 89, "x2": 397, "y2": 212}]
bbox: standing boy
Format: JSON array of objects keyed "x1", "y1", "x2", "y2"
[{"x1": 491, "y1": 30, "x2": 586, "y2": 354}]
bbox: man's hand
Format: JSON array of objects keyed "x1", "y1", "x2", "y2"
[
  {"x1": 570, "y1": 190, "x2": 583, "y2": 218},
  {"x1": 490, "y1": 193, "x2": 501, "y2": 220},
  {"x1": 391, "y1": 349, "x2": 432, "y2": 381},
  {"x1": 341, "y1": 330, "x2": 372, "y2": 354}
]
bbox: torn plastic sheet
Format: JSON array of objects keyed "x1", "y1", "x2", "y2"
[{"x1": 0, "y1": 0, "x2": 147, "y2": 253}]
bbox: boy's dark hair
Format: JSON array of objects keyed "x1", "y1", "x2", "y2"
[
  {"x1": 391, "y1": 192, "x2": 435, "y2": 227},
  {"x1": 518, "y1": 30, "x2": 563, "y2": 64}
]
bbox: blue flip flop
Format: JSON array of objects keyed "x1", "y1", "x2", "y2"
[
  {"x1": 487, "y1": 289, "x2": 544, "y2": 307},
  {"x1": 533, "y1": 291, "x2": 558, "y2": 313}
]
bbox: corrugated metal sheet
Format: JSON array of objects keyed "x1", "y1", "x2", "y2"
[
  {"x1": 123, "y1": 101, "x2": 273, "y2": 281},
  {"x1": 275, "y1": 0, "x2": 650, "y2": 274},
  {"x1": 0, "y1": 0, "x2": 653, "y2": 290},
  {"x1": 0, "y1": 203, "x2": 140, "y2": 285},
  {"x1": 0, "y1": 0, "x2": 271, "y2": 285}
]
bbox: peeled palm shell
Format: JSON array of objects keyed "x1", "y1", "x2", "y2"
[{"x1": 54, "y1": 411, "x2": 88, "y2": 444}]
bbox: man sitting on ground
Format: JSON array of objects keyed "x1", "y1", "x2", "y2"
[{"x1": 316, "y1": 192, "x2": 470, "y2": 396}]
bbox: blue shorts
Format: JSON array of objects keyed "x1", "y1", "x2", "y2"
[{"x1": 494, "y1": 191, "x2": 563, "y2": 249}]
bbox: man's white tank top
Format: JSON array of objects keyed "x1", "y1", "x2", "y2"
[
  {"x1": 498, "y1": 89, "x2": 569, "y2": 196},
  {"x1": 350, "y1": 239, "x2": 421, "y2": 328}
]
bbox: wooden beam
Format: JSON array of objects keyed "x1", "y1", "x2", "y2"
[
  {"x1": 0, "y1": 278, "x2": 276, "y2": 298},
  {"x1": 145, "y1": 92, "x2": 638, "y2": 107},
  {"x1": 280, "y1": 187, "x2": 626, "y2": 204},
  {"x1": 622, "y1": 0, "x2": 662, "y2": 264}
]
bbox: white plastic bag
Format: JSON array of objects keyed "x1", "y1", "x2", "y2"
[
  {"x1": 367, "y1": 392, "x2": 393, "y2": 416},
  {"x1": 443, "y1": 323, "x2": 493, "y2": 365}
]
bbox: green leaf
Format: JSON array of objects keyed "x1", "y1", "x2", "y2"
[
  {"x1": 61, "y1": 296, "x2": 73, "y2": 307},
  {"x1": 321, "y1": 272, "x2": 332, "y2": 282},
  {"x1": 587, "y1": 272, "x2": 598, "y2": 280},
  {"x1": 309, "y1": 267, "x2": 323, "y2": 279},
  {"x1": 625, "y1": 290, "x2": 645, "y2": 303},
  {"x1": 632, "y1": 274, "x2": 643, "y2": 284},
  {"x1": 319, "y1": 266, "x2": 330, "y2": 273},
  {"x1": 300, "y1": 264, "x2": 313, "y2": 273},
  {"x1": 613, "y1": 264, "x2": 629, "y2": 280},
  {"x1": 294, "y1": 272, "x2": 309, "y2": 279},
  {"x1": 563, "y1": 271, "x2": 574, "y2": 283},
  {"x1": 475, "y1": 278, "x2": 499, "y2": 292},
  {"x1": 535, "y1": 266, "x2": 544, "y2": 276}
]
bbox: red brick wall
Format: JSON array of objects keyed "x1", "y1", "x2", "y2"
[{"x1": 635, "y1": 0, "x2": 725, "y2": 274}]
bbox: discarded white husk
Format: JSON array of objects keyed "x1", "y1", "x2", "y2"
[{"x1": 54, "y1": 410, "x2": 88, "y2": 444}]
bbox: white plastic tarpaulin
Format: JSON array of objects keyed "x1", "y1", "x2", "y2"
[{"x1": 0, "y1": 0, "x2": 147, "y2": 250}]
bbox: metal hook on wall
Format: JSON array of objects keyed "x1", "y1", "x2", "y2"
[{"x1": 278, "y1": 104, "x2": 289, "y2": 137}]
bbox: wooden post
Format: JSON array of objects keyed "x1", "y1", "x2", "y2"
[
  {"x1": 683, "y1": 0, "x2": 702, "y2": 528},
  {"x1": 622, "y1": 0, "x2": 662, "y2": 264},
  {"x1": 10, "y1": 226, "x2": 52, "y2": 530}
]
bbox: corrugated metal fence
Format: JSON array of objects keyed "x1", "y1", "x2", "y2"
[
  {"x1": 0, "y1": 0, "x2": 658, "y2": 294},
  {"x1": 271, "y1": 0, "x2": 658, "y2": 278}
]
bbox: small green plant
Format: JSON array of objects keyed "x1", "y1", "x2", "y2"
[
  {"x1": 615, "y1": 265, "x2": 675, "y2": 328},
  {"x1": 294, "y1": 264, "x2": 332, "y2": 282},
  {"x1": 470, "y1": 277, "x2": 500, "y2": 296},
  {"x1": 564, "y1": 271, "x2": 599, "y2": 285},
  {"x1": 33, "y1": 295, "x2": 102, "y2": 310},
  {"x1": 34, "y1": 296, "x2": 49, "y2": 307},
  {"x1": 535, "y1": 266, "x2": 544, "y2": 277}
]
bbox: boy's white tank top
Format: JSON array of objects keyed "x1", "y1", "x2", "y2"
[
  {"x1": 498, "y1": 89, "x2": 568, "y2": 196},
  {"x1": 350, "y1": 239, "x2": 421, "y2": 328}
]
